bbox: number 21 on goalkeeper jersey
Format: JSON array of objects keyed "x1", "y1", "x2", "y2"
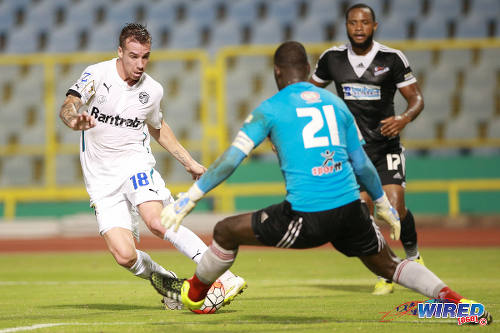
[{"x1": 238, "y1": 82, "x2": 364, "y2": 212}]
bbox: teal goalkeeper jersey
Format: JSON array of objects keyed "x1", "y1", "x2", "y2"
[{"x1": 240, "y1": 82, "x2": 363, "y2": 212}]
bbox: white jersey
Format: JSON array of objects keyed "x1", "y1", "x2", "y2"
[{"x1": 68, "y1": 58, "x2": 163, "y2": 203}]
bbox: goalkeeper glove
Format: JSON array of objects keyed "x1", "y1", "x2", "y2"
[
  {"x1": 374, "y1": 193, "x2": 401, "y2": 241},
  {"x1": 161, "y1": 192, "x2": 196, "y2": 231}
]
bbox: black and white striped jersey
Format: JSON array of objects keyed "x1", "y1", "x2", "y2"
[{"x1": 312, "y1": 41, "x2": 416, "y2": 152}]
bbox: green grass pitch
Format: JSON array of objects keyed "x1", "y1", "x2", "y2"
[{"x1": 0, "y1": 247, "x2": 498, "y2": 332}]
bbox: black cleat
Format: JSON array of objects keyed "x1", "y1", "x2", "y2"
[{"x1": 150, "y1": 272, "x2": 185, "y2": 301}]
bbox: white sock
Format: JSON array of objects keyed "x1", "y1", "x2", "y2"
[
  {"x1": 195, "y1": 240, "x2": 237, "y2": 285},
  {"x1": 164, "y1": 225, "x2": 208, "y2": 263},
  {"x1": 392, "y1": 259, "x2": 446, "y2": 298},
  {"x1": 128, "y1": 249, "x2": 169, "y2": 279}
]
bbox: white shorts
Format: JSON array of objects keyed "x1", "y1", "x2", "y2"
[{"x1": 92, "y1": 168, "x2": 173, "y2": 238}]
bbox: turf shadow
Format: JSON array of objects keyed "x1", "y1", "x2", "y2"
[
  {"x1": 309, "y1": 283, "x2": 372, "y2": 293},
  {"x1": 46, "y1": 303, "x2": 158, "y2": 311}
]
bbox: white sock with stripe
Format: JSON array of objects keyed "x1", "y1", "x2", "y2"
[
  {"x1": 128, "y1": 249, "x2": 169, "y2": 279},
  {"x1": 164, "y1": 225, "x2": 208, "y2": 263},
  {"x1": 392, "y1": 259, "x2": 446, "y2": 298},
  {"x1": 195, "y1": 240, "x2": 237, "y2": 284}
]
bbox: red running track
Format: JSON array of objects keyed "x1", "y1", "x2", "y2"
[{"x1": 1, "y1": 228, "x2": 499, "y2": 253}]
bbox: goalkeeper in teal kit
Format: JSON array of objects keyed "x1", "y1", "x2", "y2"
[{"x1": 149, "y1": 41, "x2": 491, "y2": 324}]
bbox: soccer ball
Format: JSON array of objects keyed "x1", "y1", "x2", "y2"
[{"x1": 192, "y1": 280, "x2": 225, "y2": 314}]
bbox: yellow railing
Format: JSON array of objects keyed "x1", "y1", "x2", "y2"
[
  {"x1": 1, "y1": 179, "x2": 500, "y2": 218},
  {"x1": 0, "y1": 39, "x2": 499, "y2": 219}
]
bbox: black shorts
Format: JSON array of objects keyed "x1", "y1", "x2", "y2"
[
  {"x1": 251, "y1": 200, "x2": 383, "y2": 257},
  {"x1": 359, "y1": 145, "x2": 406, "y2": 192}
]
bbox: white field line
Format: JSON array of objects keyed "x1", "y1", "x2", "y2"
[
  {"x1": 0, "y1": 281, "x2": 138, "y2": 286},
  {"x1": 0, "y1": 324, "x2": 68, "y2": 333},
  {"x1": 0, "y1": 318, "x2": 456, "y2": 333},
  {"x1": 0, "y1": 322, "x2": 151, "y2": 333}
]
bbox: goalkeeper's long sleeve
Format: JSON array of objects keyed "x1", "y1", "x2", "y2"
[
  {"x1": 349, "y1": 146, "x2": 384, "y2": 201},
  {"x1": 195, "y1": 145, "x2": 247, "y2": 194}
]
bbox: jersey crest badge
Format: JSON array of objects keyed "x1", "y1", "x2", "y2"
[
  {"x1": 139, "y1": 91, "x2": 150, "y2": 104},
  {"x1": 97, "y1": 95, "x2": 106, "y2": 105},
  {"x1": 374, "y1": 66, "x2": 390, "y2": 76},
  {"x1": 300, "y1": 91, "x2": 321, "y2": 104}
]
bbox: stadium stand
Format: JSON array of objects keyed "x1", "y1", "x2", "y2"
[
  {"x1": 168, "y1": 20, "x2": 203, "y2": 49},
  {"x1": 346, "y1": 0, "x2": 386, "y2": 18},
  {"x1": 427, "y1": 0, "x2": 465, "y2": 20},
  {"x1": 56, "y1": 154, "x2": 81, "y2": 185},
  {"x1": 291, "y1": 16, "x2": 335, "y2": 44},
  {"x1": 404, "y1": 49, "x2": 434, "y2": 73},
  {"x1": 46, "y1": 23, "x2": 84, "y2": 53},
  {"x1": 0, "y1": 0, "x2": 499, "y2": 210},
  {"x1": 250, "y1": 18, "x2": 284, "y2": 45},
  {"x1": 64, "y1": 0, "x2": 101, "y2": 32},
  {"x1": 226, "y1": 0, "x2": 260, "y2": 26},
  {"x1": 185, "y1": 0, "x2": 226, "y2": 27},
  {"x1": 443, "y1": 113, "x2": 480, "y2": 141},
  {"x1": 468, "y1": 0, "x2": 500, "y2": 20},
  {"x1": 86, "y1": 21, "x2": 123, "y2": 52},
  {"x1": 206, "y1": 18, "x2": 243, "y2": 55},
  {"x1": 305, "y1": 0, "x2": 343, "y2": 26},
  {"x1": 387, "y1": 0, "x2": 423, "y2": 21},
  {"x1": 0, "y1": 155, "x2": 37, "y2": 187},
  {"x1": 455, "y1": 12, "x2": 491, "y2": 39},
  {"x1": 376, "y1": 14, "x2": 410, "y2": 40},
  {"x1": 266, "y1": 0, "x2": 302, "y2": 25},
  {"x1": 415, "y1": 13, "x2": 452, "y2": 39}
]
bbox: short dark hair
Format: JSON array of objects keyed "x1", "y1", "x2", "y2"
[
  {"x1": 119, "y1": 23, "x2": 152, "y2": 48},
  {"x1": 274, "y1": 41, "x2": 308, "y2": 70},
  {"x1": 345, "y1": 3, "x2": 376, "y2": 22}
]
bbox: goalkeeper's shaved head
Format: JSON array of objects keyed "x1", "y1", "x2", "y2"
[{"x1": 273, "y1": 41, "x2": 310, "y2": 90}]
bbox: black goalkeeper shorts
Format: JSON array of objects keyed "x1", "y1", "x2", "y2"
[{"x1": 251, "y1": 199, "x2": 383, "y2": 257}]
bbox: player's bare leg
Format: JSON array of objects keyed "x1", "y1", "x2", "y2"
[
  {"x1": 363, "y1": 186, "x2": 423, "y2": 295},
  {"x1": 361, "y1": 191, "x2": 394, "y2": 294},
  {"x1": 103, "y1": 227, "x2": 181, "y2": 309},
  {"x1": 139, "y1": 200, "x2": 247, "y2": 306},
  {"x1": 102, "y1": 227, "x2": 174, "y2": 278},
  {"x1": 383, "y1": 184, "x2": 421, "y2": 261},
  {"x1": 103, "y1": 227, "x2": 137, "y2": 268}
]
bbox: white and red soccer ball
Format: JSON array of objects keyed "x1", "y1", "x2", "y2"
[{"x1": 191, "y1": 280, "x2": 225, "y2": 314}]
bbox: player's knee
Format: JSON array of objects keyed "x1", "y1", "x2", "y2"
[
  {"x1": 213, "y1": 218, "x2": 236, "y2": 249},
  {"x1": 113, "y1": 248, "x2": 137, "y2": 268},
  {"x1": 144, "y1": 217, "x2": 164, "y2": 238}
]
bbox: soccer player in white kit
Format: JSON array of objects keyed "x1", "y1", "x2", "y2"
[{"x1": 59, "y1": 23, "x2": 246, "y2": 309}]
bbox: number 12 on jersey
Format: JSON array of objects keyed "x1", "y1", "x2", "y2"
[
  {"x1": 296, "y1": 105, "x2": 340, "y2": 149},
  {"x1": 130, "y1": 172, "x2": 149, "y2": 190}
]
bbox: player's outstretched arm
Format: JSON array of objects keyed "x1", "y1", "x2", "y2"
[
  {"x1": 349, "y1": 146, "x2": 400, "y2": 240},
  {"x1": 149, "y1": 121, "x2": 206, "y2": 180},
  {"x1": 161, "y1": 145, "x2": 247, "y2": 231},
  {"x1": 59, "y1": 95, "x2": 95, "y2": 130}
]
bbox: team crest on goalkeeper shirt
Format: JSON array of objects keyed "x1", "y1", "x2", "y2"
[{"x1": 300, "y1": 91, "x2": 321, "y2": 104}]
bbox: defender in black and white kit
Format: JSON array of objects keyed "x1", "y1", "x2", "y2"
[{"x1": 310, "y1": 4, "x2": 425, "y2": 295}]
